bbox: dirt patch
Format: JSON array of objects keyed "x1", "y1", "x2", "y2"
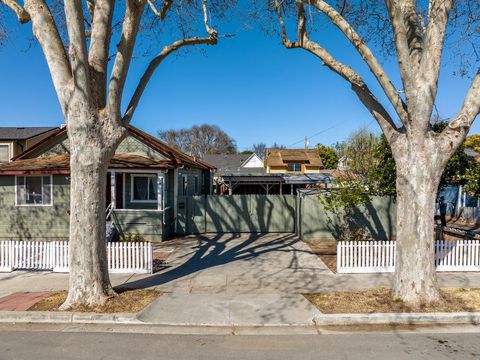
[
  {"x1": 304, "y1": 240, "x2": 337, "y2": 273},
  {"x1": 305, "y1": 288, "x2": 480, "y2": 313},
  {"x1": 28, "y1": 289, "x2": 162, "y2": 313}
]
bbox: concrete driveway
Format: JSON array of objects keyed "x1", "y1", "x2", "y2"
[{"x1": 124, "y1": 233, "x2": 335, "y2": 294}]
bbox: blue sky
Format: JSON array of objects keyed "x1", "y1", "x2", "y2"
[{"x1": 0, "y1": 9, "x2": 477, "y2": 151}]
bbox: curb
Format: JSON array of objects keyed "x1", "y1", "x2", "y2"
[
  {"x1": 1, "y1": 311, "x2": 480, "y2": 332},
  {"x1": 313, "y1": 312, "x2": 480, "y2": 326},
  {"x1": 0, "y1": 311, "x2": 141, "y2": 324}
]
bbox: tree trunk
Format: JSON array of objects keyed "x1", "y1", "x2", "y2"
[
  {"x1": 392, "y1": 140, "x2": 445, "y2": 307},
  {"x1": 60, "y1": 110, "x2": 123, "y2": 309}
]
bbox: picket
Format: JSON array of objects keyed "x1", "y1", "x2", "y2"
[
  {"x1": 0, "y1": 241, "x2": 153, "y2": 274},
  {"x1": 337, "y1": 240, "x2": 480, "y2": 273}
]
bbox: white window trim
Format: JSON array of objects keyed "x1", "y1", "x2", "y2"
[
  {"x1": 130, "y1": 174, "x2": 158, "y2": 203},
  {"x1": 0, "y1": 143, "x2": 11, "y2": 164},
  {"x1": 15, "y1": 175, "x2": 53, "y2": 207}
]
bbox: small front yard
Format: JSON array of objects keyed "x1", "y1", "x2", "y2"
[
  {"x1": 28, "y1": 289, "x2": 162, "y2": 313},
  {"x1": 305, "y1": 288, "x2": 480, "y2": 313}
]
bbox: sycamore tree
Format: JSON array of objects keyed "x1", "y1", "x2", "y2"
[
  {"x1": 0, "y1": 0, "x2": 231, "y2": 308},
  {"x1": 275, "y1": 0, "x2": 480, "y2": 307}
]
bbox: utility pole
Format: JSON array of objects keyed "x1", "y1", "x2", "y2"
[{"x1": 304, "y1": 136, "x2": 309, "y2": 149}]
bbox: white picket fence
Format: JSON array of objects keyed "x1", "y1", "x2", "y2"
[
  {"x1": 0, "y1": 241, "x2": 152, "y2": 274},
  {"x1": 337, "y1": 241, "x2": 396, "y2": 273},
  {"x1": 337, "y1": 240, "x2": 480, "y2": 273}
]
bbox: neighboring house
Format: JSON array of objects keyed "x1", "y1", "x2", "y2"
[
  {"x1": 0, "y1": 127, "x2": 59, "y2": 164},
  {"x1": 264, "y1": 148, "x2": 323, "y2": 174},
  {"x1": 0, "y1": 125, "x2": 214, "y2": 242},
  {"x1": 204, "y1": 149, "x2": 335, "y2": 195},
  {"x1": 202, "y1": 153, "x2": 273, "y2": 194}
]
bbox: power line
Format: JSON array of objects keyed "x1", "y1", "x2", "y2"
[{"x1": 288, "y1": 125, "x2": 337, "y2": 147}]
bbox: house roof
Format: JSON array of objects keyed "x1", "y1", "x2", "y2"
[
  {"x1": 265, "y1": 148, "x2": 323, "y2": 168},
  {"x1": 202, "y1": 153, "x2": 261, "y2": 173},
  {"x1": 0, "y1": 127, "x2": 58, "y2": 140},
  {"x1": 10, "y1": 125, "x2": 214, "y2": 171},
  {"x1": 0, "y1": 153, "x2": 174, "y2": 174}
]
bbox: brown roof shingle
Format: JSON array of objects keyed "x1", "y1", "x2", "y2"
[{"x1": 265, "y1": 148, "x2": 323, "y2": 168}]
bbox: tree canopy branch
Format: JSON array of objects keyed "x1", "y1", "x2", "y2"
[
  {"x1": 107, "y1": 0, "x2": 146, "y2": 120},
  {"x1": 303, "y1": 0, "x2": 409, "y2": 125},
  {"x1": 1, "y1": 0, "x2": 30, "y2": 23},
  {"x1": 146, "y1": 0, "x2": 173, "y2": 19},
  {"x1": 64, "y1": 0, "x2": 92, "y2": 102},
  {"x1": 275, "y1": 1, "x2": 399, "y2": 141},
  {"x1": 123, "y1": 0, "x2": 217, "y2": 123},
  {"x1": 23, "y1": 0, "x2": 72, "y2": 115},
  {"x1": 444, "y1": 70, "x2": 480, "y2": 136},
  {"x1": 88, "y1": 0, "x2": 115, "y2": 108}
]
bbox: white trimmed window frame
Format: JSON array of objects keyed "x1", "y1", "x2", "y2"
[
  {"x1": 130, "y1": 174, "x2": 158, "y2": 203},
  {"x1": 0, "y1": 143, "x2": 11, "y2": 164},
  {"x1": 15, "y1": 175, "x2": 53, "y2": 207}
]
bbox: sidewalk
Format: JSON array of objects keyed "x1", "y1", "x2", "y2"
[{"x1": 1, "y1": 234, "x2": 480, "y2": 330}]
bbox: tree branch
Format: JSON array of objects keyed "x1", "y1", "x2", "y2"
[
  {"x1": 416, "y1": 0, "x2": 452, "y2": 120},
  {"x1": 107, "y1": 0, "x2": 146, "y2": 120},
  {"x1": 88, "y1": 0, "x2": 115, "y2": 108},
  {"x1": 384, "y1": 0, "x2": 416, "y2": 101},
  {"x1": 303, "y1": 0, "x2": 408, "y2": 125},
  {"x1": 146, "y1": 0, "x2": 173, "y2": 19},
  {"x1": 0, "y1": 0, "x2": 30, "y2": 23},
  {"x1": 24, "y1": 0, "x2": 72, "y2": 115},
  {"x1": 123, "y1": 0, "x2": 217, "y2": 124},
  {"x1": 443, "y1": 70, "x2": 480, "y2": 138},
  {"x1": 64, "y1": 0, "x2": 92, "y2": 102},
  {"x1": 276, "y1": 1, "x2": 399, "y2": 141}
]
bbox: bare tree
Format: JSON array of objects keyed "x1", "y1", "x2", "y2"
[
  {"x1": 275, "y1": 0, "x2": 480, "y2": 307},
  {"x1": 159, "y1": 124, "x2": 237, "y2": 158},
  {"x1": 252, "y1": 142, "x2": 267, "y2": 158},
  {"x1": 1, "y1": 0, "x2": 230, "y2": 308}
]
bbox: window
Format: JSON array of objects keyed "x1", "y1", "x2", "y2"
[
  {"x1": 287, "y1": 163, "x2": 302, "y2": 172},
  {"x1": 182, "y1": 175, "x2": 188, "y2": 196},
  {"x1": 0, "y1": 144, "x2": 9, "y2": 163},
  {"x1": 16, "y1": 176, "x2": 52, "y2": 206},
  {"x1": 131, "y1": 175, "x2": 157, "y2": 202}
]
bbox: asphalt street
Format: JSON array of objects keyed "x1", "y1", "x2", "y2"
[{"x1": 0, "y1": 326, "x2": 479, "y2": 360}]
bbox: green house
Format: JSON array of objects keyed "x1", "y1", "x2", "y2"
[{"x1": 0, "y1": 125, "x2": 214, "y2": 242}]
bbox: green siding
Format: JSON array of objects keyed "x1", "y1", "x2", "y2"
[
  {"x1": 0, "y1": 175, "x2": 70, "y2": 240},
  {"x1": 36, "y1": 133, "x2": 169, "y2": 161},
  {"x1": 299, "y1": 195, "x2": 396, "y2": 241},
  {"x1": 112, "y1": 209, "x2": 164, "y2": 242}
]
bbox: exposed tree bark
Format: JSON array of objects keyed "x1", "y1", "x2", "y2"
[
  {"x1": 3, "y1": 0, "x2": 223, "y2": 308},
  {"x1": 276, "y1": 0, "x2": 480, "y2": 307}
]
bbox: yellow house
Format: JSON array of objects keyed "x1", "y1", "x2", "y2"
[{"x1": 264, "y1": 148, "x2": 323, "y2": 174}]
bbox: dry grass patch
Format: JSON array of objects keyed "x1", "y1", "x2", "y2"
[
  {"x1": 29, "y1": 289, "x2": 162, "y2": 313},
  {"x1": 305, "y1": 288, "x2": 480, "y2": 313},
  {"x1": 304, "y1": 240, "x2": 337, "y2": 273}
]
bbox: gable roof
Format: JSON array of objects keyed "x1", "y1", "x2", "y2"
[
  {"x1": 203, "y1": 154, "x2": 253, "y2": 170},
  {"x1": 0, "y1": 153, "x2": 174, "y2": 174},
  {"x1": 0, "y1": 127, "x2": 58, "y2": 140},
  {"x1": 9, "y1": 125, "x2": 214, "y2": 171},
  {"x1": 265, "y1": 148, "x2": 323, "y2": 168}
]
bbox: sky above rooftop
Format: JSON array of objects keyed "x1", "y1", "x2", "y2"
[{"x1": 0, "y1": 5, "x2": 477, "y2": 151}]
